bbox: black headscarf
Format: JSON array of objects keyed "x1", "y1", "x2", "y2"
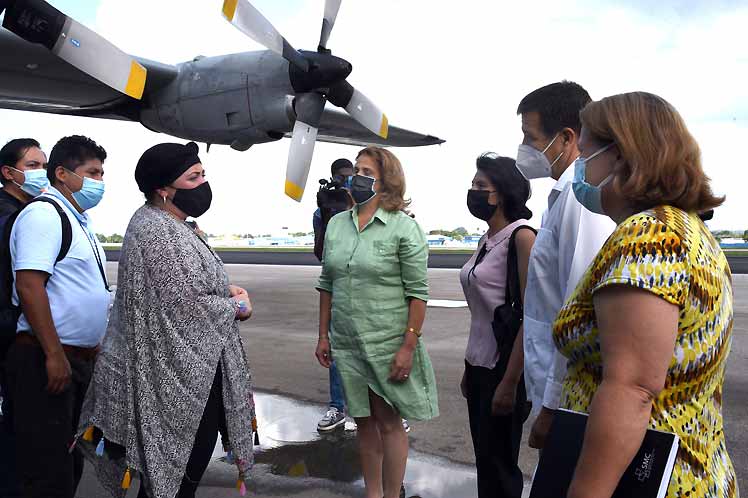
[{"x1": 135, "y1": 142, "x2": 201, "y2": 194}]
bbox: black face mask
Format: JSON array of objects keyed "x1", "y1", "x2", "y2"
[
  {"x1": 351, "y1": 175, "x2": 377, "y2": 205},
  {"x1": 467, "y1": 189, "x2": 498, "y2": 221},
  {"x1": 172, "y1": 181, "x2": 213, "y2": 218}
]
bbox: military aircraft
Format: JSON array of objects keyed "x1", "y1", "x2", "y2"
[{"x1": 0, "y1": 0, "x2": 444, "y2": 200}]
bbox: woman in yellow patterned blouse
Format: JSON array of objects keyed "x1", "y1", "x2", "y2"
[{"x1": 553, "y1": 92, "x2": 737, "y2": 498}]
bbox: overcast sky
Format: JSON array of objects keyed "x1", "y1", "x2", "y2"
[{"x1": 1, "y1": 0, "x2": 746, "y2": 236}]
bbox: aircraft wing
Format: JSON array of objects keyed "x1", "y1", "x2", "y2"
[
  {"x1": 0, "y1": 29, "x2": 177, "y2": 121},
  {"x1": 290, "y1": 106, "x2": 445, "y2": 148}
]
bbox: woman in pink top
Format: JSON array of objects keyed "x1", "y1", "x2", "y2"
[{"x1": 459, "y1": 153, "x2": 536, "y2": 498}]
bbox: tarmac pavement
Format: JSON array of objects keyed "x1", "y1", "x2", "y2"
[{"x1": 74, "y1": 264, "x2": 747, "y2": 497}]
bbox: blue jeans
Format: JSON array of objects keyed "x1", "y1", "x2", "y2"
[{"x1": 329, "y1": 360, "x2": 346, "y2": 412}]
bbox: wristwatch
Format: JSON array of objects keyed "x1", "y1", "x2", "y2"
[{"x1": 405, "y1": 327, "x2": 422, "y2": 338}]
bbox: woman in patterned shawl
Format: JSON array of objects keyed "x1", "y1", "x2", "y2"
[
  {"x1": 77, "y1": 142, "x2": 256, "y2": 498},
  {"x1": 555, "y1": 93, "x2": 737, "y2": 498}
]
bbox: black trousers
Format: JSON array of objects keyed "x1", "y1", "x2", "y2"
[
  {"x1": 0, "y1": 361, "x2": 20, "y2": 498},
  {"x1": 465, "y1": 361, "x2": 525, "y2": 498},
  {"x1": 5, "y1": 342, "x2": 93, "y2": 498},
  {"x1": 137, "y1": 366, "x2": 226, "y2": 498}
]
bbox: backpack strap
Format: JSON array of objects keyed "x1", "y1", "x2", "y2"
[
  {"x1": 505, "y1": 225, "x2": 537, "y2": 315},
  {"x1": 27, "y1": 197, "x2": 73, "y2": 262}
]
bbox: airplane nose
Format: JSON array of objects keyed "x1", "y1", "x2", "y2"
[{"x1": 289, "y1": 51, "x2": 352, "y2": 93}]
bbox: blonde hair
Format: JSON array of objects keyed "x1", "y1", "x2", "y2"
[
  {"x1": 356, "y1": 146, "x2": 411, "y2": 212},
  {"x1": 580, "y1": 92, "x2": 723, "y2": 213}
]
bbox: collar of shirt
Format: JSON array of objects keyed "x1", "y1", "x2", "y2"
[
  {"x1": 482, "y1": 219, "x2": 524, "y2": 252},
  {"x1": 44, "y1": 185, "x2": 88, "y2": 225},
  {"x1": 350, "y1": 205, "x2": 391, "y2": 229},
  {"x1": 548, "y1": 157, "x2": 579, "y2": 209}
]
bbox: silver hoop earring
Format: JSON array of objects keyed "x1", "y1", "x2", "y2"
[{"x1": 162, "y1": 195, "x2": 167, "y2": 205}]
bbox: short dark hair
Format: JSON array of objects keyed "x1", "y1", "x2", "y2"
[
  {"x1": 517, "y1": 81, "x2": 591, "y2": 137},
  {"x1": 47, "y1": 135, "x2": 107, "y2": 182},
  {"x1": 0, "y1": 138, "x2": 41, "y2": 185},
  {"x1": 331, "y1": 158, "x2": 353, "y2": 176},
  {"x1": 476, "y1": 154, "x2": 532, "y2": 222}
]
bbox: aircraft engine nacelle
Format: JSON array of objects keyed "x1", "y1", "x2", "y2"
[{"x1": 139, "y1": 51, "x2": 296, "y2": 148}]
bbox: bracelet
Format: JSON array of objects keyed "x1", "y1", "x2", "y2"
[
  {"x1": 233, "y1": 299, "x2": 248, "y2": 316},
  {"x1": 405, "y1": 327, "x2": 422, "y2": 338}
]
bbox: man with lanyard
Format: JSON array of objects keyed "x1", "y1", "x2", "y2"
[
  {"x1": 515, "y1": 82, "x2": 616, "y2": 451},
  {"x1": 0, "y1": 138, "x2": 49, "y2": 498},
  {"x1": 6, "y1": 135, "x2": 110, "y2": 498}
]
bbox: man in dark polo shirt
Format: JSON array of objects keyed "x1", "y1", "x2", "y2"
[
  {"x1": 0, "y1": 138, "x2": 47, "y2": 498},
  {"x1": 0, "y1": 138, "x2": 48, "y2": 216}
]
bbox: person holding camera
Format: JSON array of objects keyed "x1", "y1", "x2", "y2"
[
  {"x1": 313, "y1": 158, "x2": 354, "y2": 431},
  {"x1": 314, "y1": 158, "x2": 354, "y2": 262}
]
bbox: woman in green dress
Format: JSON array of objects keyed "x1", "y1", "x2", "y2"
[{"x1": 315, "y1": 146, "x2": 439, "y2": 498}]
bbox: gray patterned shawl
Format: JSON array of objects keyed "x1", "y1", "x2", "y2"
[{"x1": 78, "y1": 204, "x2": 255, "y2": 498}]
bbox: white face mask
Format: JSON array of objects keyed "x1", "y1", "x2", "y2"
[{"x1": 515, "y1": 134, "x2": 564, "y2": 180}]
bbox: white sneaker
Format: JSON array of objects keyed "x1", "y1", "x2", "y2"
[
  {"x1": 344, "y1": 417, "x2": 357, "y2": 431},
  {"x1": 317, "y1": 407, "x2": 346, "y2": 431}
]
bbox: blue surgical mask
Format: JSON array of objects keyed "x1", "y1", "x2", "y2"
[
  {"x1": 69, "y1": 172, "x2": 105, "y2": 211},
  {"x1": 572, "y1": 143, "x2": 615, "y2": 215},
  {"x1": 333, "y1": 174, "x2": 353, "y2": 190},
  {"x1": 342, "y1": 175, "x2": 353, "y2": 190},
  {"x1": 12, "y1": 167, "x2": 49, "y2": 197}
]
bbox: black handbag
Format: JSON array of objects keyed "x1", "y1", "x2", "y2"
[{"x1": 492, "y1": 225, "x2": 536, "y2": 421}]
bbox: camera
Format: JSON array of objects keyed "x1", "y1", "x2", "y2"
[
  {"x1": 319, "y1": 174, "x2": 352, "y2": 191},
  {"x1": 317, "y1": 175, "x2": 352, "y2": 223}
]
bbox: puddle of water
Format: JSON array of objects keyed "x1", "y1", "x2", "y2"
[
  {"x1": 212, "y1": 392, "x2": 478, "y2": 497},
  {"x1": 427, "y1": 299, "x2": 468, "y2": 308}
]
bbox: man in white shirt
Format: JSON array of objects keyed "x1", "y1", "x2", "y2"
[
  {"x1": 515, "y1": 82, "x2": 616, "y2": 449},
  {"x1": 6, "y1": 135, "x2": 110, "y2": 498}
]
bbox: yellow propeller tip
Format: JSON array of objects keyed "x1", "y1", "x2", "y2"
[
  {"x1": 379, "y1": 114, "x2": 389, "y2": 139},
  {"x1": 124, "y1": 61, "x2": 146, "y2": 100},
  {"x1": 285, "y1": 180, "x2": 304, "y2": 202},
  {"x1": 222, "y1": 0, "x2": 239, "y2": 21}
]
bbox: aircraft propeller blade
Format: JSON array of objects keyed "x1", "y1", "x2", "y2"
[
  {"x1": 2, "y1": 0, "x2": 146, "y2": 99},
  {"x1": 328, "y1": 80, "x2": 388, "y2": 139},
  {"x1": 318, "y1": 0, "x2": 342, "y2": 52},
  {"x1": 285, "y1": 93, "x2": 326, "y2": 201},
  {"x1": 222, "y1": 0, "x2": 309, "y2": 72}
]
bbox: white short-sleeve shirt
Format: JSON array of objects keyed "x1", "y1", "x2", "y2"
[{"x1": 10, "y1": 187, "x2": 110, "y2": 347}]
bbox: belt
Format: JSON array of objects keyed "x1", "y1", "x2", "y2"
[{"x1": 15, "y1": 333, "x2": 98, "y2": 361}]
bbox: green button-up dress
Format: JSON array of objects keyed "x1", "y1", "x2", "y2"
[{"x1": 317, "y1": 206, "x2": 439, "y2": 420}]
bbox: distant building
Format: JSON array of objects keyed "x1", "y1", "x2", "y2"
[
  {"x1": 248, "y1": 235, "x2": 314, "y2": 247},
  {"x1": 462, "y1": 235, "x2": 482, "y2": 247},
  {"x1": 427, "y1": 235, "x2": 450, "y2": 246},
  {"x1": 720, "y1": 238, "x2": 748, "y2": 249}
]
